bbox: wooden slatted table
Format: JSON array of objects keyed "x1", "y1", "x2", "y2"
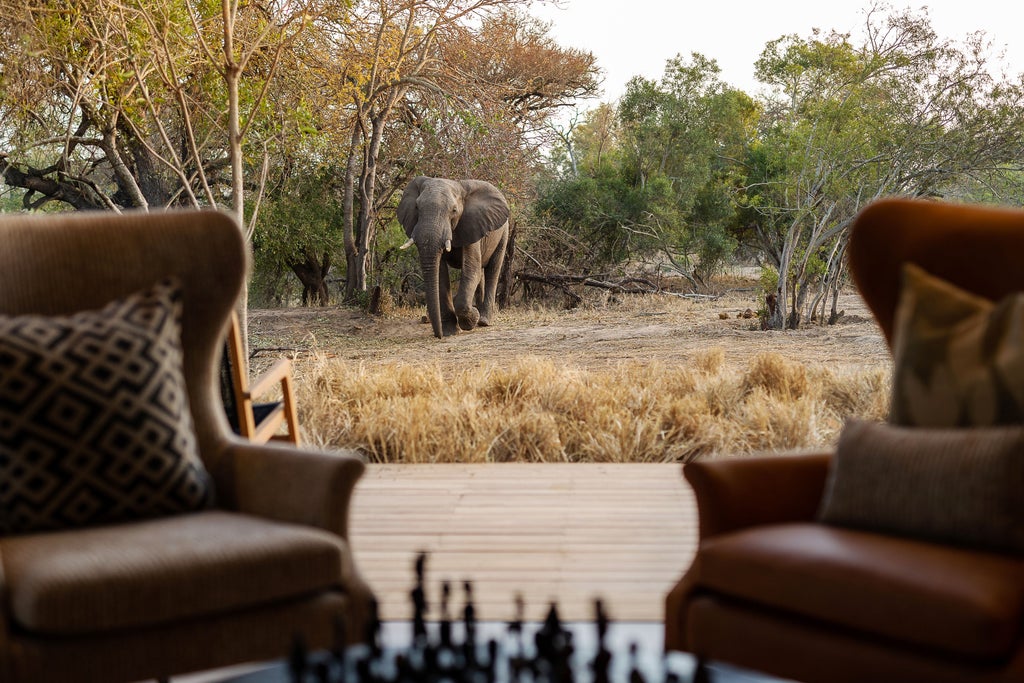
[{"x1": 348, "y1": 463, "x2": 698, "y2": 623}]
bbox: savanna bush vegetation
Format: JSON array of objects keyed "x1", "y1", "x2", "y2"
[{"x1": 298, "y1": 349, "x2": 890, "y2": 463}]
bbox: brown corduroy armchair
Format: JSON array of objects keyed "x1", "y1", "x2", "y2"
[
  {"x1": 665, "y1": 198, "x2": 1024, "y2": 683},
  {"x1": 0, "y1": 210, "x2": 374, "y2": 683}
]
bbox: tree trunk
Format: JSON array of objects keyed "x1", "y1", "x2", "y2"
[
  {"x1": 828, "y1": 281, "x2": 843, "y2": 325},
  {"x1": 788, "y1": 284, "x2": 803, "y2": 329},
  {"x1": 347, "y1": 87, "x2": 405, "y2": 299},
  {"x1": 343, "y1": 126, "x2": 361, "y2": 300}
]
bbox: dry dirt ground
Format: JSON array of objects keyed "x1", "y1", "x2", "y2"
[{"x1": 248, "y1": 284, "x2": 891, "y2": 377}]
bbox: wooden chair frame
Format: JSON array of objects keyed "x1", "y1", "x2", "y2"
[{"x1": 226, "y1": 311, "x2": 301, "y2": 445}]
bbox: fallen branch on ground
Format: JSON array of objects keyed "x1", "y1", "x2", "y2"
[{"x1": 516, "y1": 272, "x2": 722, "y2": 301}]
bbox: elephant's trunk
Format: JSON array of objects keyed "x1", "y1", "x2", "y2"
[{"x1": 420, "y1": 247, "x2": 444, "y2": 339}]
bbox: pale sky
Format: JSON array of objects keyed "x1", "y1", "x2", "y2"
[{"x1": 529, "y1": 0, "x2": 1024, "y2": 101}]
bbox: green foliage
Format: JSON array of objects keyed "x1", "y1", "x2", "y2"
[
  {"x1": 250, "y1": 165, "x2": 345, "y2": 303},
  {"x1": 739, "y1": 8, "x2": 1024, "y2": 328},
  {"x1": 534, "y1": 53, "x2": 751, "y2": 283},
  {"x1": 370, "y1": 220, "x2": 425, "y2": 304},
  {"x1": 532, "y1": 166, "x2": 676, "y2": 269}
]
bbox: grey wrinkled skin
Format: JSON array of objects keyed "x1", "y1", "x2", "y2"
[{"x1": 397, "y1": 177, "x2": 510, "y2": 338}]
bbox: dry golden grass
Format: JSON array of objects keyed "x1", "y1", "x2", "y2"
[{"x1": 296, "y1": 349, "x2": 890, "y2": 463}]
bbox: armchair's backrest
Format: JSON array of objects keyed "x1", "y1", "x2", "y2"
[
  {"x1": 849, "y1": 198, "x2": 1024, "y2": 347},
  {"x1": 0, "y1": 209, "x2": 247, "y2": 469}
]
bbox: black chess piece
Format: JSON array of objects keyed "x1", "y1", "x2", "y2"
[
  {"x1": 440, "y1": 580, "x2": 453, "y2": 649},
  {"x1": 331, "y1": 614, "x2": 348, "y2": 674},
  {"x1": 366, "y1": 596, "x2": 382, "y2": 660},
  {"x1": 506, "y1": 593, "x2": 527, "y2": 682},
  {"x1": 591, "y1": 599, "x2": 612, "y2": 683},
  {"x1": 288, "y1": 633, "x2": 308, "y2": 683},
  {"x1": 412, "y1": 552, "x2": 429, "y2": 645},
  {"x1": 485, "y1": 638, "x2": 500, "y2": 683},
  {"x1": 534, "y1": 603, "x2": 575, "y2": 683},
  {"x1": 462, "y1": 580, "x2": 477, "y2": 666},
  {"x1": 535, "y1": 603, "x2": 566, "y2": 660},
  {"x1": 629, "y1": 642, "x2": 647, "y2": 683},
  {"x1": 691, "y1": 659, "x2": 711, "y2": 683}
]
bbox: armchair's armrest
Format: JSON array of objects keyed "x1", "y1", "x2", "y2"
[
  {"x1": 212, "y1": 440, "x2": 366, "y2": 538},
  {"x1": 684, "y1": 450, "x2": 833, "y2": 540}
]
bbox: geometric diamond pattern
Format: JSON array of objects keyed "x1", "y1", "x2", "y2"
[{"x1": 0, "y1": 278, "x2": 212, "y2": 535}]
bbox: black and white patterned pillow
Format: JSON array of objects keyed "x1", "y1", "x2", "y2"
[{"x1": 0, "y1": 279, "x2": 212, "y2": 534}]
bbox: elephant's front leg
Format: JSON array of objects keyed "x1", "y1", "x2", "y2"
[
  {"x1": 438, "y1": 260, "x2": 460, "y2": 336},
  {"x1": 452, "y1": 246, "x2": 483, "y2": 331}
]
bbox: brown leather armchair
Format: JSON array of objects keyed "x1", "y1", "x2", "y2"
[
  {"x1": 665, "y1": 198, "x2": 1024, "y2": 683},
  {"x1": 0, "y1": 210, "x2": 374, "y2": 683}
]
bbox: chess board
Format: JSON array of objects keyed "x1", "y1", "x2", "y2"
[{"x1": 215, "y1": 553, "x2": 782, "y2": 683}]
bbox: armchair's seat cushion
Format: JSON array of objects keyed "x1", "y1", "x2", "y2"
[
  {"x1": 691, "y1": 523, "x2": 1024, "y2": 660},
  {"x1": 0, "y1": 510, "x2": 349, "y2": 635}
]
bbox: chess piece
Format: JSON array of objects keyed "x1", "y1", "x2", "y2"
[
  {"x1": 411, "y1": 552, "x2": 429, "y2": 644},
  {"x1": 462, "y1": 580, "x2": 478, "y2": 666},
  {"x1": 366, "y1": 596, "x2": 382, "y2": 659},
  {"x1": 288, "y1": 633, "x2": 308, "y2": 683},
  {"x1": 629, "y1": 642, "x2": 647, "y2": 683},
  {"x1": 440, "y1": 580, "x2": 453, "y2": 649},
  {"x1": 485, "y1": 638, "x2": 500, "y2": 683},
  {"x1": 591, "y1": 599, "x2": 612, "y2": 683},
  {"x1": 331, "y1": 614, "x2": 348, "y2": 672}
]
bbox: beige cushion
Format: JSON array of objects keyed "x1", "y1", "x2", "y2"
[
  {"x1": 889, "y1": 263, "x2": 1024, "y2": 426},
  {"x1": 0, "y1": 510, "x2": 348, "y2": 635},
  {"x1": 0, "y1": 279, "x2": 211, "y2": 534},
  {"x1": 818, "y1": 419, "x2": 1024, "y2": 554}
]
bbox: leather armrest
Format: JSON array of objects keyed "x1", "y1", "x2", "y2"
[
  {"x1": 211, "y1": 440, "x2": 366, "y2": 538},
  {"x1": 684, "y1": 450, "x2": 833, "y2": 540}
]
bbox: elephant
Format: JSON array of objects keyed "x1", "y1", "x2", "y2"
[{"x1": 397, "y1": 176, "x2": 510, "y2": 338}]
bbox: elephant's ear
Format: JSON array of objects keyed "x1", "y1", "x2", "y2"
[
  {"x1": 454, "y1": 180, "x2": 510, "y2": 248},
  {"x1": 397, "y1": 176, "x2": 428, "y2": 237}
]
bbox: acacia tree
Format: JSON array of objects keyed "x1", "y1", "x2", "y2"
[
  {"x1": 747, "y1": 5, "x2": 1024, "y2": 329},
  {"x1": 0, "y1": 0, "x2": 334, "y2": 338},
  {"x1": 0, "y1": 0, "x2": 319, "y2": 226},
  {"x1": 311, "y1": 1, "x2": 597, "y2": 301}
]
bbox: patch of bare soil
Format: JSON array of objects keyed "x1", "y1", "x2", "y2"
[{"x1": 248, "y1": 287, "x2": 890, "y2": 377}]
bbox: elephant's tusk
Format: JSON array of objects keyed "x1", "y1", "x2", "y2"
[
  {"x1": 399, "y1": 238, "x2": 415, "y2": 250},
  {"x1": 444, "y1": 239, "x2": 452, "y2": 252}
]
